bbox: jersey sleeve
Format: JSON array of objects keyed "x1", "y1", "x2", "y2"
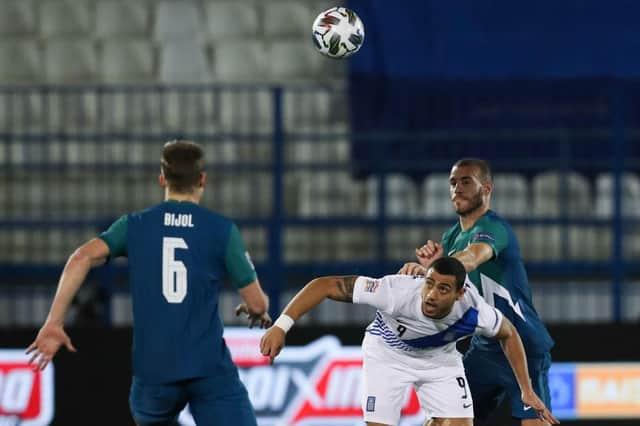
[
  {"x1": 99, "y1": 215, "x2": 128, "y2": 259},
  {"x1": 469, "y1": 220, "x2": 509, "y2": 258},
  {"x1": 353, "y1": 275, "x2": 411, "y2": 314},
  {"x1": 472, "y1": 288, "x2": 504, "y2": 337},
  {"x1": 440, "y1": 227, "x2": 456, "y2": 254},
  {"x1": 224, "y1": 223, "x2": 258, "y2": 289}
]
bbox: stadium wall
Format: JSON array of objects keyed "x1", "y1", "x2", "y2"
[{"x1": 1, "y1": 325, "x2": 638, "y2": 426}]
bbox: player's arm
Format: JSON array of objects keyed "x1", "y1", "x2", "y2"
[
  {"x1": 236, "y1": 280, "x2": 271, "y2": 328},
  {"x1": 282, "y1": 275, "x2": 357, "y2": 320},
  {"x1": 259, "y1": 276, "x2": 357, "y2": 363},
  {"x1": 225, "y1": 223, "x2": 271, "y2": 328},
  {"x1": 400, "y1": 241, "x2": 493, "y2": 274},
  {"x1": 451, "y1": 242, "x2": 494, "y2": 272},
  {"x1": 26, "y1": 238, "x2": 110, "y2": 370},
  {"x1": 493, "y1": 317, "x2": 560, "y2": 424}
]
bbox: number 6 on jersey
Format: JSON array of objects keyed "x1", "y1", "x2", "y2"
[{"x1": 163, "y1": 237, "x2": 188, "y2": 303}]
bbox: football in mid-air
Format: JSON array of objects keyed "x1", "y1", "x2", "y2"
[{"x1": 312, "y1": 7, "x2": 365, "y2": 59}]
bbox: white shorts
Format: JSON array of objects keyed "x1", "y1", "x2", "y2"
[{"x1": 361, "y1": 334, "x2": 474, "y2": 425}]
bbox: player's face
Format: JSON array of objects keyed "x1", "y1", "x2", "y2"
[
  {"x1": 421, "y1": 270, "x2": 462, "y2": 319},
  {"x1": 449, "y1": 165, "x2": 486, "y2": 217}
]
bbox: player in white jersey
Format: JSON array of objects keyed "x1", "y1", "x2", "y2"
[{"x1": 261, "y1": 257, "x2": 558, "y2": 426}]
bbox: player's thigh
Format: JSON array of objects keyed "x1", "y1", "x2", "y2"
[
  {"x1": 415, "y1": 365, "x2": 473, "y2": 420},
  {"x1": 186, "y1": 374, "x2": 257, "y2": 426},
  {"x1": 129, "y1": 377, "x2": 187, "y2": 426},
  {"x1": 361, "y1": 351, "x2": 413, "y2": 426},
  {"x1": 507, "y1": 352, "x2": 552, "y2": 420},
  {"x1": 463, "y1": 348, "x2": 507, "y2": 420}
]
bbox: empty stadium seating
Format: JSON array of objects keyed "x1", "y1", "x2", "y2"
[{"x1": 0, "y1": 0, "x2": 637, "y2": 327}]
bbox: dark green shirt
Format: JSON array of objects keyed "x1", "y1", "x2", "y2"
[{"x1": 442, "y1": 210, "x2": 553, "y2": 354}]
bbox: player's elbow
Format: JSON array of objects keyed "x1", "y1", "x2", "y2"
[
  {"x1": 494, "y1": 317, "x2": 516, "y2": 342},
  {"x1": 67, "y1": 246, "x2": 93, "y2": 268}
]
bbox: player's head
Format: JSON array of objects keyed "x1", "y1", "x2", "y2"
[
  {"x1": 159, "y1": 140, "x2": 206, "y2": 195},
  {"x1": 449, "y1": 158, "x2": 493, "y2": 217},
  {"x1": 421, "y1": 257, "x2": 467, "y2": 319}
]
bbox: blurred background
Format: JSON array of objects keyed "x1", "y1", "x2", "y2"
[{"x1": 0, "y1": 0, "x2": 638, "y2": 425}]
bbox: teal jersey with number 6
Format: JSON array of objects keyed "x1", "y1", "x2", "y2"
[
  {"x1": 441, "y1": 210, "x2": 553, "y2": 355},
  {"x1": 99, "y1": 200, "x2": 257, "y2": 384}
]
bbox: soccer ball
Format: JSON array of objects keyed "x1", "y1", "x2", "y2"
[{"x1": 312, "y1": 7, "x2": 365, "y2": 59}]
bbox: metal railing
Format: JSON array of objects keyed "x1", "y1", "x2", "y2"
[{"x1": 0, "y1": 83, "x2": 638, "y2": 325}]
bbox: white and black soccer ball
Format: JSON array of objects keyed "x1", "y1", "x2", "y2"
[{"x1": 312, "y1": 7, "x2": 365, "y2": 59}]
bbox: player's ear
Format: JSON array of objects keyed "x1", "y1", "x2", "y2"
[
  {"x1": 158, "y1": 173, "x2": 167, "y2": 188},
  {"x1": 199, "y1": 172, "x2": 207, "y2": 187}
]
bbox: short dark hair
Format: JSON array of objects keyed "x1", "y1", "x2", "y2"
[
  {"x1": 430, "y1": 257, "x2": 467, "y2": 289},
  {"x1": 453, "y1": 158, "x2": 493, "y2": 184},
  {"x1": 161, "y1": 140, "x2": 204, "y2": 193}
]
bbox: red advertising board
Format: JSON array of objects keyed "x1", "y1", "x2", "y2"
[{"x1": 0, "y1": 350, "x2": 54, "y2": 426}]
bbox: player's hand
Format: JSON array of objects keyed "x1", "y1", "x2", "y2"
[
  {"x1": 25, "y1": 322, "x2": 77, "y2": 371},
  {"x1": 415, "y1": 240, "x2": 443, "y2": 267},
  {"x1": 521, "y1": 390, "x2": 560, "y2": 424},
  {"x1": 235, "y1": 303, "x2": 272, "y2": 329},
  {"x1": 260, "y1": 326, "x2": 286, "y2": 364},
  {"x1": 397, "y1": 262, "x2": 427, "y2": 276}
]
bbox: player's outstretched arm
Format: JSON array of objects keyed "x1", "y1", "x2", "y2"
[
  {"x1": 26, "y1": 238, "x2": 110, "y2": 371},
  {"x1": 260, "y1": 276, "x2": 357, "y2": 363},
  {"x1": 494, "y1": 318, "x2": 560, "y2": 424}
]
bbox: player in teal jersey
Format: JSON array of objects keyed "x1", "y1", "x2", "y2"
[
  {"x1": 400, "y1": 159, "x2": 555, "y2": 426},
  {"x1": 26, "y1": 140, "x2": 270, "y2": 426}
]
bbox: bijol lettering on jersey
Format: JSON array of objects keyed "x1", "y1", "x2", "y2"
[{"x1": 100, "y1": 200, "x2": 257, "y2": 384}]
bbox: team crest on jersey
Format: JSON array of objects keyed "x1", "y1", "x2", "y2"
[
  {"x1": 364, "y1": 279, "x2": 379, "y2": 293},
  {"x1": 473, "y1": 232, "x2": 495, "y2": 242},
  {"x1": 366, "y1": 396, "x2": 376, "y2": 412}
]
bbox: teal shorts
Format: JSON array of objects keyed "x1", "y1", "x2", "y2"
[
  {"x1": 463, "y1": 347, "x2": 551, "y2": 421},
  {"x1": 129, "y1": 373, "x2": 257, "y2": 426}
]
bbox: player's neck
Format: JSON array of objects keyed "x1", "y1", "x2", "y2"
[
  {"x1": 458, "y1": 205, "x2": 489, "y2": 230},
  {"x1": 165, "y1": 190, "x2": 201, "y2": 204}
]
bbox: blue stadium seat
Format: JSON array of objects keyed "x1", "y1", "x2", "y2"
[
  {"x1": 0, "y1": 0, "x2": 36, "y2": 36},
  {"x1": 153, "y1": 1, "x2": 203, "y2": 42},
  {"x1": 205, "y1": 1, "x2": 259, "y2": 39},
  {"x1": 159, "y1": 41, "x2": 211, "y2": 83},
  {"x1": 100, "y1": 39, "x2": 155, "y2": 83},
  {"x1": 44, "y1": 39, "x2": 97, "y2": 83},
  {"x1": 269, "y1": 40, "x2": 322, "y2": 81},
  {"x1": 492, "y1": 173, "x2": 529, "y2": 217},
  {"x1": 213, "y1": 40, "x2": 269, "y2": 81},
  {"x1": 422, "y1": 173, "x2": 456, "y2": 219},
  {"x1": 96, "y1": 0, "x2": 149, "y2": 39},
  {"x1": 39, "y1": 0, "x2": 92, "y2": 37},
  {"x1": 0, "y1": 40, "x2": 41, "y2": 83},
  {"x1": 366, "y1": 174, "x2": 420, "y2": 218},
  {"x1": 263, "y1": 1, "x2": 314, "y2": 37},
  {"x1": 530, "y1": 171, "x2": 597, "y2": 260},
  {"x1": 595, "y1": 172, "x2": 640, "y2": 259}
]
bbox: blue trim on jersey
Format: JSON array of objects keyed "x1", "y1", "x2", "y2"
[
  {"x1": 401, "y1": 308, "x2": 479, "y2": 349},
  {"x1": 366, "y1": 312, "x2": 415, "y2": 352}
]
